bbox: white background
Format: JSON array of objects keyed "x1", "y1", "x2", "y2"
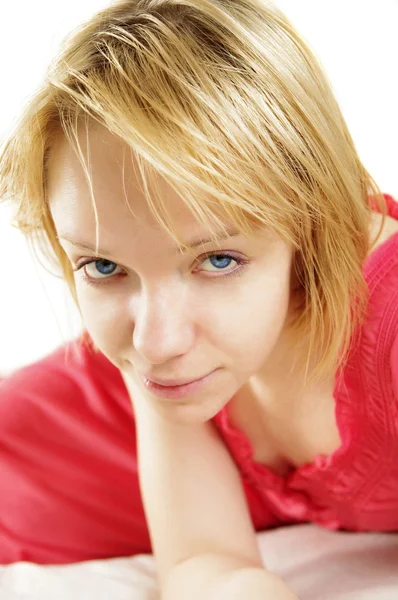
[{"x1": 0, "y1": 0, "x2": 397, "y2": 374}]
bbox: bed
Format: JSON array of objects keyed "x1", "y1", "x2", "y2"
[{"x1": 1, "y1": 524, "x2": 397, "y2": 599}]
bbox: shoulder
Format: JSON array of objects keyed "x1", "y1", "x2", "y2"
[
  {"x1": 365, "y1": 244, "x2": 398, "y2": 403},
  {"x1": 0, "y1": 333, "x2": 128, "y2": 435},
  {"x1": 1, "y1": 334, "x2": 99, "y2": 400},
  {"x1": 0, "y1": 339, "x2": 81, "y2": 409},
  {"x1": 362, "y1": 193, "x2": 398, "y2": 356},
  {"x1": 390, "y1": 326, "x2": 398, "y2": 402},
  {"x1": 346, "y1": 203, "x2": 398, "y2": 395}
]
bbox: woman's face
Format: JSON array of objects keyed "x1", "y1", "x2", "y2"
[{"x1": 48, "y1": 124, "x2": 299, "y2": 424}]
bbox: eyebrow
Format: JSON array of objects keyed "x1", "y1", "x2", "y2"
[{"x1": 57, "y1": 228, "x2": 241, "y2": 256}]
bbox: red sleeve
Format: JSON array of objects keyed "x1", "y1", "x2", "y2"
[
  {"x1": 384, "y1": 193, "x2": 398, "y2": 403},
  {"x1": 391, "y1": 330, "x2": 398, "y2": 404},
  {"x1": 0, "y1": 340, "x2": 151, "y2": 564}
]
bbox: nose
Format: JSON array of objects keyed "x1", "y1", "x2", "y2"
[{"x1": 132, "y1": 284, "x2": 195, "y2": 365}]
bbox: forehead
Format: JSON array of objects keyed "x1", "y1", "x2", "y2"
[{"x1": 46, "y1": 124, "x2": 212, "y2": 241}]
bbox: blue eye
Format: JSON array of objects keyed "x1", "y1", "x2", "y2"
[
  {"x1": 74, "y1": 259, "x2": 122, "y2": 282},
  {"x1": 203, "y1": 254, "x2": 235, "y2": 271},
  {"x1": 91, "y1": 259, "x2": 117, "y2": 276},
  {"x1": 73, "y1": 251, "x2": 249, "y2": 286}
]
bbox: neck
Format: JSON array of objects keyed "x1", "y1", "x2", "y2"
[{"x1": 245, "y1": 323, "x2": 332, "y2": 418}]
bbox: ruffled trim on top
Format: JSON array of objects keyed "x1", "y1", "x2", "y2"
[
  {"x1": 213, "y1": 362, "x2": 351, "y2": 490},
  {"x1": 212, "y1": 193, "x2": 398, "y2": 520}
]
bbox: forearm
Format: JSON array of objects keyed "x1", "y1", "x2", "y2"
[
  {"x1": 164, "y1": 554, "x2": 299, "y2": 600},
  {"x1": 121, "y1": 372, "x2": 279, "y2": 598},
  {"x1": 134, "y1": 408, "x2": 262, "y2": 584},
  {"x1": 121, "y1": 371, "x2": 262, "y2": 587}
]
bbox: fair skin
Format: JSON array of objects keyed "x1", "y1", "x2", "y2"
[
  {"x1": 48, "y1": 123, "x2": 397, "y2": 470},
  {"x1": 47, "y1": 123, "x2": 398, "y2": 599},
  {"x1": 48, "y1": 123, "x2": 308, "y2": 429},
  {"x1": 48, "y1": 124, "x2": 306, "y2": 598}
]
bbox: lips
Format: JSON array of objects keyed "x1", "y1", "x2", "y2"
[{"x1": 143, "y1": 373, "x2": 210, "y2": 387}]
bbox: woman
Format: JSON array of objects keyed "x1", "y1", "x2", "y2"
[{"x1": 1, "y1": 1, "x2": 397, "y2": 598}]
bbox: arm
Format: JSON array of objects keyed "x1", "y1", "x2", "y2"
[
  {"x1": 164, "y1": 555, "x2": 299, "y2": 600},
  {"x1": 121, "y1": 372, "x2": 299, "y2": 600}
]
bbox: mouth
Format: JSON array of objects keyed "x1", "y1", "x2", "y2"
[
  {"x1": 141, "y1": 369, "x2": 219, "y2": 400},
  {"x1": 143, "y1": 373, "x2": 210, "y2": 387}
]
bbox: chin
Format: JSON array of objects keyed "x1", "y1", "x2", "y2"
[{"x1": 152, "y1": 396, "x2": 227, "y2": 425}]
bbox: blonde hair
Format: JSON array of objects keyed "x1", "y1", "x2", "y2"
[{"x1": 0, "y1": 0, "x2": 387, "y2": 387}]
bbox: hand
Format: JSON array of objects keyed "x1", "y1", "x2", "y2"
[
  {"x1": 120, "y1": 365, "x2": 169, "y2": 425},
  {"x1": 119, "y1": 366, "x2": 153, "y2": 416}
]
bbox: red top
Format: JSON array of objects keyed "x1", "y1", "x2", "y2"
[
  {"x1": 213, "y1": 192, "x2": 398, "y2": 532},
  {"x1": 0, "y1": 193, "x2": 397, "y2": 565}
]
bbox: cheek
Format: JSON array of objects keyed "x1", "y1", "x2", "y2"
[
  {"x1": 75, "y1": 285, "x2": 128, "y2": 360},
  {"x1": 74, "y1": 250, "x2": 293, "y2": 373},
  {"x1": 218, "y1": 265, "x2": 292, "y2": 371}
]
